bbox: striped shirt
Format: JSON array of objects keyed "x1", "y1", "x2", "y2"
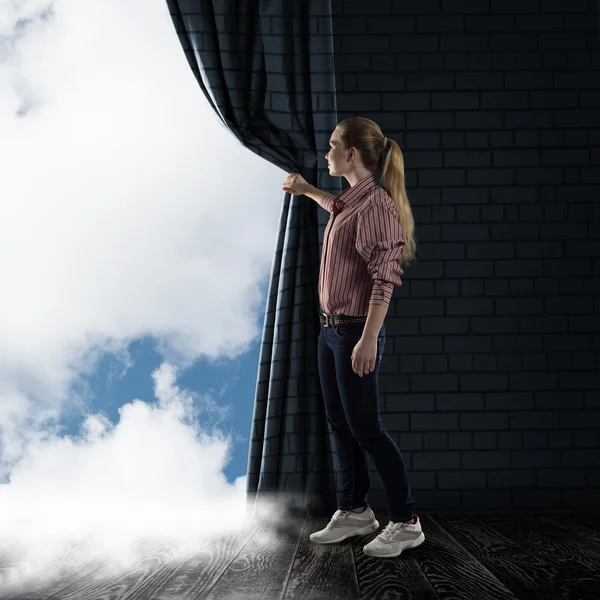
[{"x1": 318, "y1": 173, "x2": 407, "y2": 317}]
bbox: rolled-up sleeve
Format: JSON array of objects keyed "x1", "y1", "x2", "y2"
[
  {"x1": 356, "y1": 201, "x2": 407, "y2": 308},
  {"x1": 319, "y1": 192, "x2": 338, "y2": 213}
]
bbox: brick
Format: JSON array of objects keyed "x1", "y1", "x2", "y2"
[
  {"x1": 442, "y1": 187, "x2": 490, "y2": 203},
  {"x1": 460, "y1": 373, "x2": 508, "y2": 394},
  {"x1": 555, "y1": 71, "x2": 600, "y2": 89},
  {"x1": 467, "y1": 241, "x2": 513, "y2": 259},
  {"x1": 516, "y1": 14, "x2": 564, "y2": 32},
  {"x1": 392, "y1": 0, "x2": 441, "y2": 15},
  {"x1": 481, "y1": 90, "x2": 529, "y2": 109},
  {"x1": 457, "y1": 205, "x2": 482, "y2": 221},
  {"x1": 446, "y1": 260, "x2": 494, "y2": 277},
  {"x1": 446, "y1": 150, "x2": 491, "y2": 167},
  {"x1": 538, "y1": 469, "x2": 586, "y2": 488},
  {"x1": 406, "y1": 131, "x2": 442, "y2": 148},
  {"x1": 432, "y1": 91, "x2": 479, "y2": 109},
  {"x1": 445, "y1": 52, "x2": 469, "y2": 70},
  {"x1": 418, "y1": 15, "x2": 464, "y2": 32},
  {"x1": 446, "y1": 298, "x2": 494, "y2": 315},
  {"x1": 473, "y1": 432, "x2": 498, "y2": 449},
  {"x1": 406, "y1": 151, "x2": 444, "y2": 168},
  {"x1": 315, "y1": 0, "x2": 600, "y2": 516},
  {"x1": 441, "y1": 34, "x2": 490, "y2": 51},
  {"x1": 424, "y1": 432, "x2": 449, "y2": 449},
  {"x1": 562, "y1": 450, "x2": 600, "y2": 468},
  {"x1": 411, "y1": 375, "x2": 460, "y2": 393},
  {"x1": 441, "y1": 224, "x2": 489, "y2": 241},
  {"x1": 466, "y1": 167, "x2": 515, "y2": 185},
  {"x1": 541, "y1": 0, "x2": 590, "y2": 12},
  {"x1": 539, "y1": 33, "x2": 587, "y2": 49},
  {"x1": 421, "y1": 317, "x2": 469, "y2": 334},
  {"x1": 443, "y1": 0, "x2": 489, "y2": 14},
  {"x1": 462, "y1": 451, "x2": 511, "y2": 469},
  {"x1": 461, "y1": 280, "x2": 485, "y2": 296},
  {"x1": 455, "y1": 72, "x2": 503, "y2": 89},
  {"x1": 466, "y1": 15, "x2": 514, "y2": 31},
  {"x1": 382, "y1": 92, "x2": 429, "y2": 110},
  {"x1": 574, "y1": 430, "x2": 598, "y2": 447},
  {"x1": 498, "y1": 291, "x2": 546, "y2": 314},
  {"x1": 489, "y1": 33, "x2": 539, "y2": 50},
  {"x1": 413, "y1": 451, "x2": 461, "y2": 469},
  {"x1": 394, "y1": 336, "x2": 444, "y2": 355},
  {"x1": 494, "y1": 149, "x2": 540, "y2": 166},
  {"x1": 438, "y1": 471, "x2": 486, "y2": 488},
  {"x1": 495, "y1": 336, "x2": 544, "y2": 353},
  {"x1": 456, "y1": 111, "x2": 504, "y2": 129},
  {"x1": 491, "y1": 0, "x2": 539, "y2": 13},
  {"x1": 489, "y1": 470, "x2": 536, "y2": 488},
  {"x1": 408, "y1": 111, "x2": 456, "y2": 133},
  {"x1": 391, "y1": 35, "x2": 439, "y2": 52},
  {"x1": 506, "y1": 111, "x2": 554, "y2": 129},
  {"x1": 367, "y1": 16, "x2": 417, "y2": 34},
  {"x1": 531, "y1": 91, "x2": 579, "y2": 108},
  {"x1": 470, "y1": 317, "x2": 520, "y2": 335},
  {"x1": 445, "y1": 335, "x2": 494, "y2": 353},
  {"x1": 542, "y1": 150, "x2": 588, "y2": 166},
  {"x1": 342, "y1": 35, "x2": 390, "y2": 53}
]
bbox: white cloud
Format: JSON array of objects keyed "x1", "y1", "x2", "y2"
[{"x1": 0, "y1": 0, "x2": 297, "y2": 587}]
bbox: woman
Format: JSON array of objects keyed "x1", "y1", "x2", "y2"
[{"x1": 282, "y1": 117, "x2": 424, "y2": 559}]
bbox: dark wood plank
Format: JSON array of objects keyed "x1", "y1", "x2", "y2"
[
  {"x1": 350, "y1": 512, "x2": 439, "y2": 600},
  {"x1": 200, "y1": 517, "x2": 304, "y2": 599},
  {"x1": 0, "y1": 539, "x2": 148, "y2": 600},
  {"x1": 541, "y1": 513, "x2": 600, "y2": 553},
  {"x1": 282, "y1": 517, "x2": 361, "y2": 600},
  {"x1": 408, "y1": 515, "x2": 519, "y2": 600},
  {"x1": 0, "y1": 540, "x2": 87, "y2": 593},
  {"x1": 2, "y1": 513, "x2": 599, "y2": 600},
  {"x1": 31, "y1": 537, "x2": 200, "y2": 600},
  {"x1": 437, "y1": 514, "x2": 600, "y2": 600},
  {"x1": 480, "y1": 514, "x2": 600, "y2": 572},
  {"x1": 107, "y1": 521, "x2": 262, "y2": 600},
  {"x1": 435, "y1": 514, "x2": 586, "y2": 600},
  {"x1": 558, "y1": 512, "x2": 600, "y2": 535}
]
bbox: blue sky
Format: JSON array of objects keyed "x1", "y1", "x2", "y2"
[
  {"x1": 57, "y1": 335, "x2": 263, "y2": 487},
  {"x1": 0, "y1": 0, "x2": 293, "y2": 568}
]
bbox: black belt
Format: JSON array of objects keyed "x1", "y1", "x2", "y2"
[{"x1": 319, "y1": 311, "x2": 367, "y2": 327}]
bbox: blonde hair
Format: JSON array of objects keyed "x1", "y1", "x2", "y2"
[{"x1": 337, "y1": 117, "x2": 416, "y2": 266}]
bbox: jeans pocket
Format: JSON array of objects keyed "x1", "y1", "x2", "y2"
[{"x1": 333, "y1": 322, "x2": 362, "y2": 342}]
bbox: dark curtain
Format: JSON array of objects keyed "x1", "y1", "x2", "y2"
[{"x1": 166, "y1": 0, "x2": 340, "y2": 519}]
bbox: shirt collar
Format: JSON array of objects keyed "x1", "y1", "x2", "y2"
[{"x1": 333, "y1": 173, "x2": 379, "y2": 211}]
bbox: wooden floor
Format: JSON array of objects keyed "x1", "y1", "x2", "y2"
[{"x1": 0, "y1": 511, "x2": 599, "y2": 599}]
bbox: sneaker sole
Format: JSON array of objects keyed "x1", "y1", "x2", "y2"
[{"x1": 309, "y1": 519, "x2": 380, "y2": 544}]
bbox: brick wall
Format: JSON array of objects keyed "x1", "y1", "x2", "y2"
[{"x1": 317, "y1": 0, "x2": 600, "y2": 514}]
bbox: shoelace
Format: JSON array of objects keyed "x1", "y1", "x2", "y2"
[
  {"x1": 326, "y1": 510, "x2": 351, "y2": 528},
  {"x1": 379, "y1": 521, "x2": 409, "y2": 541}
]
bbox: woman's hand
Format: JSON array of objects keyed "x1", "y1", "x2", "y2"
[
  {"x1": 283, "y1": 173, "x2": 310, "y2": 195},
  {"x1": 351, "y1": 337, "x2": 378, "y2": 377}
]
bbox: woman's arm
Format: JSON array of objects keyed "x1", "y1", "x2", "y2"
[{"x1": 303, "y1": 184, "x2": 328, "y2": 207}]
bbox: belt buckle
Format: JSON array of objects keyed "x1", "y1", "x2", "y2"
[{"x1": 323, "y1": 312, "x2": 331, "y2": 327}]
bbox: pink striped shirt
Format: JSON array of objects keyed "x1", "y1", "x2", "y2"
[{"x1": 318, "y1": 173, "x2": 407, "y2": 317}]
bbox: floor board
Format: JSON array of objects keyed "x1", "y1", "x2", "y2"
[{"x1": 0, "y1": 512, "x2": 597, "y2": 600}]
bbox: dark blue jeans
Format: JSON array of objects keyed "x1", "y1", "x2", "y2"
[{"x1": 317, "y1": 310, "x2": 415, "y2": 523}]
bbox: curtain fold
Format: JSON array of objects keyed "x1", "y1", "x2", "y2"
[{"x1": 166, "y1": 0, "x2": 340, "y2": 519}]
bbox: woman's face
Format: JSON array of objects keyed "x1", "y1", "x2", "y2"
[{"x1": 325, "y1": 130, "x2": 343, "y2": 175}]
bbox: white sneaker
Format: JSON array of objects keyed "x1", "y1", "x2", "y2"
[
  {"x1": 363, "y1": 515, "x2": 425, "y2": 558},
  {"x1": 309, "y1": 506, "x2": 379, "y2": 544}
]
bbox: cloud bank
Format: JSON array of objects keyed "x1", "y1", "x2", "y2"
[{"x1": 0, "y1": 0, "x2": 294, "y2": 589}]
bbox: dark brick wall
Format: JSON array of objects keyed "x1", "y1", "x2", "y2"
[{"x1": 318, "y1": 0, "x2": 600, "y2": 514}]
